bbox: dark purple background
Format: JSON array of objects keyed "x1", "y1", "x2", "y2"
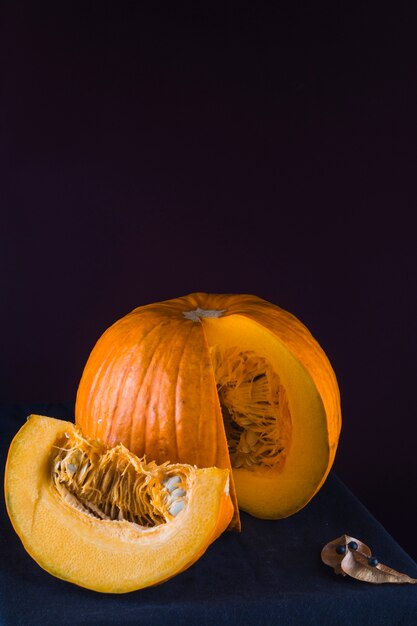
[{"x1": 1, "y1": 6, "x2": 416, "y2": 559}]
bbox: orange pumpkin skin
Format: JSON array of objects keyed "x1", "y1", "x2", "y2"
[
  {"x1": 76, "y1": 295, "x2": 231, "y2": 468},
  {"x1": 76, "y1": 293, "x2": 341, "y2": 524}
]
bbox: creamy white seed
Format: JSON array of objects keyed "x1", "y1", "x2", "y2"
[
  {"x1": 167, "y1": 488, "x2": 186, "y2": 505},
  {"x1": 77, "y1": 461, "x2": 90, "y2": 483},
  {"x1": 164, "y1": 475, "x2": 181, "y2": 492},
  {"x1": 169, "y1": 500, "x2": 185, "y2": 516},
  {"x1": 170, "y1": 488, "x2": 186, "y2": 499}
]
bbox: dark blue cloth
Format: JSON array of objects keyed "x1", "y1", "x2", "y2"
[{"x1": 1, "y1": 403, "x2": 417, "y2": 625}]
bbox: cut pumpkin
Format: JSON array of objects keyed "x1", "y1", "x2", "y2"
[
  {"x1": 75, "y1": 293, "x2": 342, "y2": 526},
  {"x1": 4, "y1": 414, "x2": 233, "y2": 593}
]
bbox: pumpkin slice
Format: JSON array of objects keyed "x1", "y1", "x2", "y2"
[
  {"x1": 75, "y1": 293, "x2": 341, "y2": 524},
  {"x1": 4, "y1": 414, "x2": 233, "y2": 593}
]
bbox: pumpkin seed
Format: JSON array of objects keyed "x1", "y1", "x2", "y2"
[
  {"x1": 170, "y1": 487, "x2": 186, "y2": 498},
  {"x1": 239, "y1": 440, "x2": 251, "y2": 454},
  {"x1": 246, "y1": 430, "x2": 258, "y2": 448},
  {"x1": 169, "y1": 500, "x2": 185, "y2": 516},
  {"x1": 77, "y1": 460, "x2": 91, "y2": 484},
  {"x1": 163, "y1": 475, "x2": 181, "y2": 492}
]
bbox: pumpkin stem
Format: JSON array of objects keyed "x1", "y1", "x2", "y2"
[{"x1": 183, "y1": 307, "x2": 226, "y2": 321}]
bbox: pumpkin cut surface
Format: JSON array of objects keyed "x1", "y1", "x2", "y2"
[
  {"x1": 75, "y1": 293, "x2": 342, "y2": 525},
  {"x1": 4, "y1": 414, "x2": 233, "y2": 593}
]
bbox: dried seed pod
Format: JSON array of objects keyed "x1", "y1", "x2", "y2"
[{"x1": 321, "y1": 535, "x2": 417, "y2": 584}]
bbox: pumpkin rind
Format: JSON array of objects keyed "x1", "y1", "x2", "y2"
[
  {"x1": 76, "y1": 293, "x2": 341, "y2": 523},
  {"x1": 4, "y1": 414, "x2": 233, "y2": 593}
]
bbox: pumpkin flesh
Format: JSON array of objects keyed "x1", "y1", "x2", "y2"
[
  {"x1": 5, "y1": 414, "x2": 233, "y2": 593},
  {"x1": 204, "y1": 313, "x2": 330, "y2": 518}
]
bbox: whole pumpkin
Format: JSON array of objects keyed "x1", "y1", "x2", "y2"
[{"x1": 75, "y1": 293, "x2": 341, "y2": 528}]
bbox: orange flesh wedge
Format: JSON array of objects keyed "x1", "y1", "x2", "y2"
[{"x1": 4, "y1": 414, "x2": 233, "y2": 593}]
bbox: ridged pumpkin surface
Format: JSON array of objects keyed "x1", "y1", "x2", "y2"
[
  {"x1": 5, "y1": 414, "x2": 233, "y2": 593},
  {"x1": 76, "y1": 293, "x2": 341, "y2": 525}
]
